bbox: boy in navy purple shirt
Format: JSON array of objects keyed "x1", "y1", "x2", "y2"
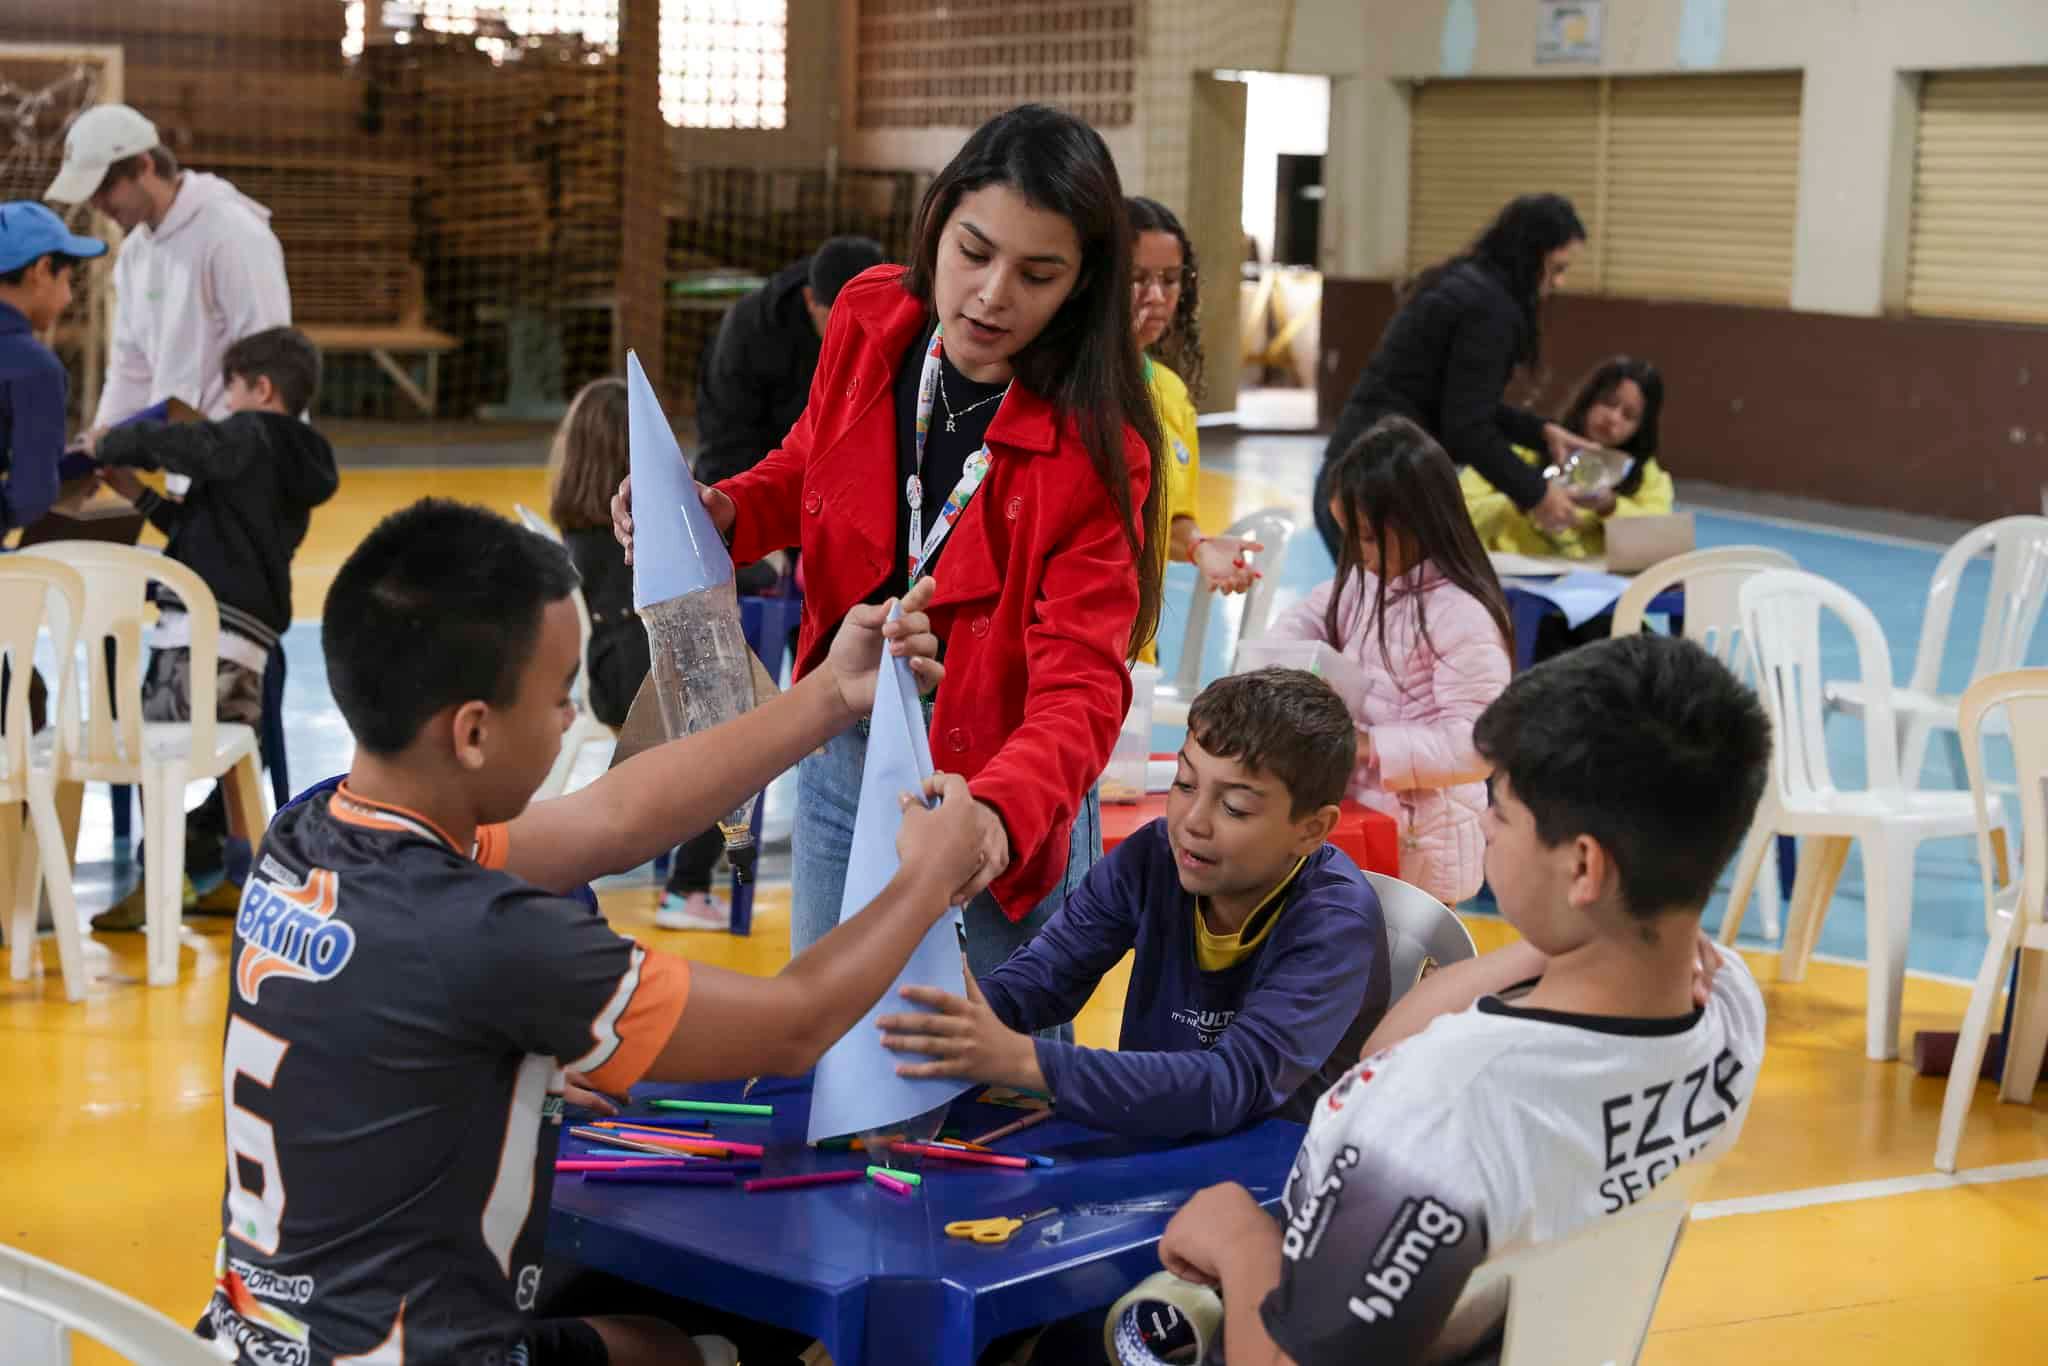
[{"x1": 880, "y1": 668, "x2": 1391, "y2": 1139}]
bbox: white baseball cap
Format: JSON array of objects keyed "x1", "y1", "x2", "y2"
[{"x1": 45, "y1": 104, "x2": 162, "y2": 205}]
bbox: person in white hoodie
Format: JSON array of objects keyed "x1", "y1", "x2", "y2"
[{"x1": 46, "y1": 104, "x2": 291, "y2": 481}]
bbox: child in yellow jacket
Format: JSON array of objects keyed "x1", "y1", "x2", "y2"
[
  {"x1": 1130, "y1": 197, "x2": 1260, "y2": 663},
  {"x1": 1464, "y1": 356, "x2": 1673, "y2": 559}
]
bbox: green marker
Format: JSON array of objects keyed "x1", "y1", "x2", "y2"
[
  {"x1": 648, "y1": 1099, "x2": 774, "y2": 1117},
  {"x1": 867, "y1": 1164, "x2": 922, "y2": 1187}
]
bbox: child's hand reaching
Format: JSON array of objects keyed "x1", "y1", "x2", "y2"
[
  {"x1": 1191, "y1": 534, "x2": 1262, "y2": 595},
  {"x1": 825, "y1": 575, "x2": 944, "y2": 715},
  {"x1": 876, "y1": 959, "x2": 1045, "y2": 1090}
]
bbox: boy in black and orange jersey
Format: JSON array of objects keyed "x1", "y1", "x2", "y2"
[{"x1": 200, "y1": 498, "x2": 979, "y2": 1366}]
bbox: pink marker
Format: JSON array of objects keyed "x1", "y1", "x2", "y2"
[
  {"x1": 556, "y1": 1159, "x2": 686, "y2": 1173},
  {"x1": 870, "y1": 1170, "x2": 914, "y2": 1197},
  {"x1": 743, "y1": 1170, "x2": 865, "y2": 1193}
]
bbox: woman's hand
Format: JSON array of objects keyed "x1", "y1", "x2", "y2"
[
  {"x1": 897, "y1": 773, "x2": 985, "y2": 905},
  {"x1": 1191, "y1": 535, "x2": 1262, "y2": 595},
  {"x1": 611, "y1": 476, "x2": 736, "y2": 565},
  {"x1": 947, "y1": 799, "x2": 1012, "y2": 906},
  {"x1": 824, "y1": 576, "x2": 943, "y2": 717}
]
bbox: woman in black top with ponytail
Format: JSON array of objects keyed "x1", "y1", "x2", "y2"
[{"x1": 1317, "y1": 193, "x2": 1595, "y2": 561}]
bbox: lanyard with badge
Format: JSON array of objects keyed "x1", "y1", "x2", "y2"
[{"x1": 905, "y1": 323, "x2": 1008, "y2": 592}]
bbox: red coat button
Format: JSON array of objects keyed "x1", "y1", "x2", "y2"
[
  {"x1": 970, "y1": 615, "x2": 989, "y2": 637},
  {"x1": 804, "y1": 492, "x2": 822, "y2": 514},
  {"x1": 1005, "y1": 497, "x2": 1023, "y2": 520},
  {"x1": 947, "y1": 728, "x2": 968, "y2": 752},
  {"x1": 844, "y1": 381, "x2": 858, "y2": 399}
]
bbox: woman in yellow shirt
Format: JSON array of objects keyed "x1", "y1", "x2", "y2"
[
  {"x1": 1129, "y1": 196, "x2": 1259, "y2": 663},
  {"x1": 1462, "y1": 356, "x2": 1674, "y2": 559}
]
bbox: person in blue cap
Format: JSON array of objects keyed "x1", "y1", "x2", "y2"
[{"x1": 0, "y1": 200, "x2": 107, "y2": 535}]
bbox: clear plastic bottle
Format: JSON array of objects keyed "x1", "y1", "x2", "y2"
[{"x1": 639, "y1": 578, "x2": 758, "y2": 866}]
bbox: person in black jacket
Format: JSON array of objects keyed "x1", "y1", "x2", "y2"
[
  {"x1": 83, "y1": 325, "x2": 339, "y2": 926},
  {"x1": 1318, "y1": 193, "x2": 1594, "y2": 562},
  {"x1": 694, "y1": 233, "x2": 885, "y2": 509}
]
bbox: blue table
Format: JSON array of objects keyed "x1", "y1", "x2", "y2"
[
  {"x1": 549, "y1": 1078, "x2": 1304, "y2": 1366},
  {"x1": 1503, "y1": 583, "x2": 1685, "y2": 672}
]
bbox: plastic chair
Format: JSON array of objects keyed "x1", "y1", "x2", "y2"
[
  {"x1": 516, "y1": 505, "x2": 617, "y2": 799},
  {"x1": 1826, "y1": 516, "x2": 2048, "y2": 789},
  {"x1": 0, "y1": 1241, "x2": 218, "y2": 1365},
  {"x1": 1729, "y1": 569, "x2": 1982, "y2": 1060},
  {"x1": 29, "y1": 541, "x2": 269, "y2": 988},
  {"x1": 1364, "y1": 870, "x2": 1478, "y2": 1004},
  {"x1": 1157, "y1": 506, "x2": 1298, "y2": 728},
  {"x1": 1, "y1": 556, "x2": 91, "y2": 1002},
  {"x1": 1615, "y1": 546, "x2": 1800, "y2": 941},
  {"x1": 1934, "y1": 669, "x2": 2048, "y2": 1172},
  {"x1": 1452, "y1": 1186, "x2": 1695, "y2": 1366},
  {"x1": 110, "y1": 636, "x2": 288, "y2": 840}
]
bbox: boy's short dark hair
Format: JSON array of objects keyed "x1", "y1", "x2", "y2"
[
  {"x1": 1473, "y1": 634, "x2": 1771, "y2": 917},
  {"x1": 0, "y1": 253, "x2": 82, "y2": 287},
  {"x1": 808, "y1": 235, "x2": 886, "y2": 305},
  {"x1": 324, "y1": 499, "x2": 580, "y2": 756},
  {"x1": 1187, "y1": 668, "x2": 1355, "y2": 816},
  {"x1": 224, "y1": 326, "x2": 321, "y2": 416}
]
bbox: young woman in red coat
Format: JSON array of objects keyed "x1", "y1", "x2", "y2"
[{"x1": 615, "y1": 105, "x2": 1164, "y2": 988}]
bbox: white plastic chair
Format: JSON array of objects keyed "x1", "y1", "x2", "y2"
[
  {"x1": 1934, "y1": 668, "x2": 2048, "y2": 1172},
  {"x1": 29, "y1": 542, "x2": 268, "y2": 988},
  {"x1": 515, "y1": 504, "x2": 615, "y2": 798},
  {"x1": 1156, "y1": 507, "x2": 1297, "y2": 728},
  {"x1": 1453, "y1": 1186, "x2": 1696, "y2": 1366},
  {"x1": 1365, "y1": 870, "x2": 1479, "y2": 1003},
  {"x1": 1730, "y1": 569, "x2": 1981, "y2": 1060},
  {"x1": 0, "y1": 1242, "x2": 219, "y2": 1365},
  {"x1": 1, "y1": 556, "x2": 90, "y2": 1002},
  {"x1": 1826, "y1": 516, "x2": 2048, "y2": 789},
  {"x1": 1614, "y1": 546, "x2": 1798, "y2": 942}
]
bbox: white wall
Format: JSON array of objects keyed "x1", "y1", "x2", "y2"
[
  {"x1": 1240, "y1": 71, "x2": 1329, "y2": 262},
  {"x1": 1300, "y1": 0, "x2": 2048, "y2": 315}
]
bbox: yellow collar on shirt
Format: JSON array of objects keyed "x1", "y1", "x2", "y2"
[{"x1": 1193, "y1": 856, "x2": 1308, "y2": 973}]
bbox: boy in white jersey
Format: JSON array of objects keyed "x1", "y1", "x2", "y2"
[{"x1": 1156, "y1": 633, "x2": 1771, "y2": 1365}]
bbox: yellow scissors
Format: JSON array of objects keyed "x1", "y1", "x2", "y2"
[{"x1": 945, "y1": 1207, "x2": 1058, "y2": 1245}]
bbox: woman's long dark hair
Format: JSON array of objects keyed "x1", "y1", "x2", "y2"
[
  {"x1": 1559, "y1": 355, "x2": 1664, "y2": 498},
  {"x1": 904, "y1": 105, "x2": 1165, "y2": 656},
  {"x1": 1406, "y1": 192, "x2": 1586, "y2": 370},
  {"x1": 1126, "y1": 195, "x2": 1204, "y2": 403},
  {"x1": 1323, "y1": 416, "x2": 1515, "y2": 671}
]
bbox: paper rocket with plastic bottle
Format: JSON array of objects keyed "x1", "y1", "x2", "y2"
[
  {"x1": 807, "y1": 614, "x2": 971, "y2": 1142},
  {"x1": 625, "y1": 350, "x2": 759, "y2": 857}
]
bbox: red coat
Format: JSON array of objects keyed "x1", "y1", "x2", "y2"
[{"x1": 720, "y1": 267, "x2": 1150, "y2": 919}]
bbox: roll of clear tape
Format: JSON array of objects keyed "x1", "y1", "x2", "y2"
[{"x1": 1103, "y1": 1271, "x2": 1224, "y2": 1364}]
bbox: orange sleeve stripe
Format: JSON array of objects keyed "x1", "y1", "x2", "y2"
[
  {"x1": 580, "y1": 950, "x2": 691, "y2": 1095},
  {"x1": 474, "y1": 823, "x2": 510, "y2": 870}
]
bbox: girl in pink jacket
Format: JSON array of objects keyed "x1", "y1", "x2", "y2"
[{"x1": 1270, "y1": 417, "x2": 1514, "y2": 904}]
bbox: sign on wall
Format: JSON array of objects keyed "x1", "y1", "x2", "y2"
[{"x1": 1536, "y1": 1, "x2": 1604, "y2": 64}]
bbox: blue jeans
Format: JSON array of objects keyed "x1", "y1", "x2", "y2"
[{"x1": 793, "y1": 724, "x2": 1099, "y2": 1042}]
